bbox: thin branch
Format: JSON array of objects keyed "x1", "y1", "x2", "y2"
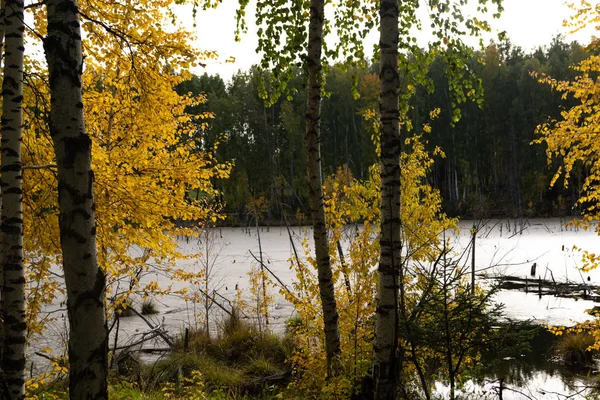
[
  {"x1": 78, "y1": 10, "x2": 140, "y2": 45},
  {"x1": 111, "y1": 330, "x2": 163, "y2": 352},
  {"x1": 24, "y1": 1, "x2": 46, "y2": 10},
  {"x1": 77, "y1": 9, "x2": 138, "y2": 70},
  {"x1": 249, "y1": 250, "x2": 294, "y2": 297},
  {"x1": 23, "y1": 164, "x2": 56, "y2": 170},
  {"x1": 195, "y1": 286, "x2": 233, "y2": 317},
  {"x1": 34, "y1": 351, "x2": 62, "y2": 363},
  {"x1": 21, "y1": 16, "x2": 44, "y2": 40},
  {"x1": 129, "y1": 307, "x2": 174, "y2": 347}
]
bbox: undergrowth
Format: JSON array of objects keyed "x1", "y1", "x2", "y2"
[
  {"x1": 554, "y1": 332, "x2": 597, "y2": 366},
  {"x1": 122, "y1": 310, "x2": 293, "y2": 398}
]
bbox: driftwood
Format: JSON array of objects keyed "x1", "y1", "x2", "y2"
[
  {"x1": 129, "y1": 308, "x2": 174, "y2": 347},
  {"x1": 484, "y1": 275, "x2": 600, "y2": 301}
]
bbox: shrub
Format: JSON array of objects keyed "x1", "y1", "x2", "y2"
[{"x1": 554, "y1": 332, "x2": 596, "y2": 365}]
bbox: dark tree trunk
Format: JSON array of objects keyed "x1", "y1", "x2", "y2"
[{"x1": 0, "y1": 0, "x2": 8, "y2": 375}]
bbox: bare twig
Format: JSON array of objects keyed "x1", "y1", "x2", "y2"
[
  {"x1": 249, "y1": 250, "x2": 293, "y2": 296},
  {"x1": 111, "y1": 331, "x2": 163, "y2": 352},
  {"x1": 25, "y1": 1, "x2": 46, "y2": 9},
  {"x1": 129, "y1": 308, "x2": 174, "y2": 347},
  {"x1": 23, "y1": 164, "x2": 57, "y2": 170},
  {"x1": 195, "y1": 287, "x2": 233, "y2": 317}
]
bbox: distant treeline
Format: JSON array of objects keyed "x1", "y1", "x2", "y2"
[{"x1": 177, "y1": 36, "x2": 590, "y2": 224}]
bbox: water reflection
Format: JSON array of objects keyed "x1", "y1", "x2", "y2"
[{"x1": 471, "y1": 325, "x2": 600, "y2": 398}]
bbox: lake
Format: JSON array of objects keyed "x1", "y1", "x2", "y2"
[{"x1": 31, "y1": 218, "x2": 600, "y2": 398}]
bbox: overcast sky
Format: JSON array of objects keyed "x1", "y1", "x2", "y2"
[{"x1": 173, "y1": 0, "x2": 595, "y2": 81}]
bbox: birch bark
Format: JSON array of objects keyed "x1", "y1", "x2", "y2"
[
  {"x1": 305, "y1": 0, "x2": 342, "y2": 374},
  {"x1": 44, "y1": 0, "x2": 108, "y2": 397},
  {"x1": 0, "y1": 0, "x2": 26, "y2": 398},
  {"x1": 373, "y1": 0, "x2": 401, "y2": 397}
]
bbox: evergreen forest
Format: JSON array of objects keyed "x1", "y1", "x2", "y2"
[{"x1": 180, "y1": 37, "x2": 590, "y2": 224}]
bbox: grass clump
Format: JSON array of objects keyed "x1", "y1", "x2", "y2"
[
  {"x1": 141, "y1": 298, "x2": 159, "y2": 315},
  {"x1": 109, "y1": 382, "x2": 148, "y2": 400},
  {"x1": 244, "y1": 356, "x2": 282, "y2": 377},
  {"x1": 554, "y1": 332, "x2": 597, "y2": 365},
  {"x1": 143, "y1": 310, "x2": 294, "y2": 398},
  {"x1": 172, "y1": 326, "x2": 211, "y2": 353},
  {"x1": 200, "y1": 362, "x2": 246, "y2": 390}
]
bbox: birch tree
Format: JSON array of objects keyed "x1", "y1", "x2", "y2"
[
  {"x1": 234, "y1": 0, "x2": 376, "y2": 374},
  {"x1": 44, "y1": 0, "x2": 108, "y2": 398},
  {"x1": 0, "y1": 0, "x2": 227, "y2": 370},
  {"x1": 372, "y1": 0, "x2": 504, "y2": 397},
  {"x1": 304, "y1": 0, "x2": 342, "y2": 373},
  {"x1": 372, "y1": 0, "x2": 401, "y2": 397},
  {"x1": 1, "y1": 0, "x2": 25, "y2": 398}
]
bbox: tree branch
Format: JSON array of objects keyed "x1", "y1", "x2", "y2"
[{"x1": 22, "y1": 164, "x2": 56, "y2": 170}]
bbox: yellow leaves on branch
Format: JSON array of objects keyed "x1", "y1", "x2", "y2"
[
  {"x1": 565, "y1": 1, "x2": 600, "y2": 37},
  {"x1": 284, "y1": 130, "x2": 455, "y2": 396},
  {"x1": 21, "y1": 0, "x2": 230, "y2": 338},
  {"x1": 534, "y1": 0, "x2": 600, "y2": 232},
  {"x1": 534, "y1": 50, "x2": 600, "y2": 230},
  {"x1": 539, "y1": 2, "x2": 600, "y2": 348}
]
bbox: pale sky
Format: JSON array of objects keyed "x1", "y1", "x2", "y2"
[{"x1": 173, "y1": 0, "x2": 596, "y2": 81}]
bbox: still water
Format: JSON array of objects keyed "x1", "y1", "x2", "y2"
[{"x1": 32, "y1": 218, "x2": 600, "y2": 398}]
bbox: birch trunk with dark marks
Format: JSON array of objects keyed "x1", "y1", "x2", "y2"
[
  {"x1": 373, "y1": 0, "x2": 400, "y2": 398},
  {"x1": 44, "y1": 1, "x2": 108, "y2": 398},
  {"x1": 1, "y1": 1, "x2": 26, "y2": 398},
  {"x1": 0, "y1": 0, "x2": 9, "y2": 378},
  {"x1": 305, "y1": 0, "x2": 341, "y2": 375}
]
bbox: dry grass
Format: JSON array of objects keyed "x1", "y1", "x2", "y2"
[{"x1": 554, "y1": 332, "x2": 596, "y2": 365}]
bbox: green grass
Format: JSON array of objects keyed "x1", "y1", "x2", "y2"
[
  {"x1": 134, "y1": 312, "x2": 294, "y2": 398},
  {"x1": 244, "y1": 356, "x2": 282, "y2": 377},
  {"x1": 109, "y1": 382, "x2": 149, "y2": 400},
  {"x1": 29, "y1": 312, "x2": 295, "y2": 399},
  {"x1": 554, "y1": 332, "x2": 597, "y2": 365},
  {"x1": 172, "y1": 326, "x2": 211, "y2": 353}
]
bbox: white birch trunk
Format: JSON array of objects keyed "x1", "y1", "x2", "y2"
[
  {"x1": 0, "y1": 0, "x2": 9, "y2": 379},
  {"x1": 373, "y1": 0, "x2": 401, "y2": 397},
  {"x1": 305, "y1": 0, "x2": 342, "y2": 374},
  {"x1": 44, "y1": 0, "x2": 108, "y2": 398},
  {"x1": 0, "y1": 0, "x2": 25, "y2": 398}
]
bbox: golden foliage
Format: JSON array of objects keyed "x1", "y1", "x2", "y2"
[
  {"x1": 281, "y1": 124, "x2": 455, "y2": 396},
  {"x1": 21, "y1": 0, "x2": 229, "y2": 352},
  {"x1": 534, "y1": 0, "x2": 600, "y2": 232},
  {"x1": 538, "y1": 1, "x2": 600, "y2": 352}
]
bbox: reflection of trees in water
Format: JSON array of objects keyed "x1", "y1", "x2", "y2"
[{"x1": 472, "y1": 324, "x2": 595, "y2": 392}]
